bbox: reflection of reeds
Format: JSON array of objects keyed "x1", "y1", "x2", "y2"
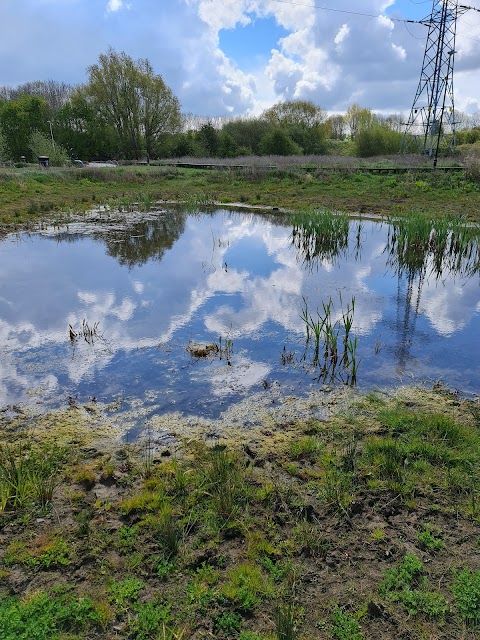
[
  {"x1": 68, "y1": 319, "x2": 101, "y2": 345},
  {"x1": 291, "y1": 208, "x2": 349, "y2": 267},
  {"x1": 301, "y1": 295, "x2": 360, "y2": 386},
  {"x1": 386, "y1": 212, "x2": 480, "y2": 279}
]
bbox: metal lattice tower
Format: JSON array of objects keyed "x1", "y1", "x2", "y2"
[{"x1": 402, "y1": 1, "x2": 471, "y2": 163}]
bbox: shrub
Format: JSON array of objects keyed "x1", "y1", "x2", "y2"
[
  {"x1": 29, "y1": 130, "x2": 70, "y2": 167},
  {"x1": 354, "y1": 124, "x2": 403, "y2": 157}
]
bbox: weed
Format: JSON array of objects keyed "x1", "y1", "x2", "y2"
[
  {"x1": 301, "y1": 294, "x2": 360, "y2": 385},
  {"x1": 68, "y1": 318, "x2": 101, "y2": 345},
  {"x1": 292, "y1": 522, "x2": 330, "y2": 558},
  {"x1": 331, "y1": 608, "x2": 365, "y2": 640},
  {"x1": 155, "y1": 556, "x2": 176, "y2": 579},
  {"x1": 5, "y1": 534, "x2": 71, "y2": 568},
  {"x1": 365, "y1": 438, "x2": 406, "y2": 482},
  {"x1": 261, "y1": 556, "x2": 292, "y2": 583},
  {"x1": 451, "y1": 568, "x2": 480, "y2": 626},
  {"x1": 289, "y1": 436, "x2": 322, "y2": 461},
  {"x1": 118, "y1": 524, "x2": 139, "y2": 554},
  {"x1": 291, "y1": 208, "x2": 349, "y2": 267},
  {"x1": 370, "y1": 527, "x2": 386, "y2": 542},
  {"x1": 140, "y1": 431, "x2": 155, "y2": 479},
  {"x1": 131, "y1": 600, "x2": 172, "y2": 640},
  {"x1": 213, "y1": 610, "x2": 243, "y2": 634},
  {"x1": 275, "y1": 602, "x2": 298, "y2": 640},
  {"x1": 380, "y1": 554, "x2": 448, "y2": 619},
  {"x1": 380, "y1": 554, "x2": 424, "y2": 594},
  {"x1": 417, "y1": 525, "x2": 445, "y2": 553},
  {"x1": 121, "y1": 484, "x2": 167, "y2": 515},
  {"x1": 146, "y1": 504, "x2": 182, "y2": 558},
  {"x1": 71, "y1": 464, "x2": 97, "y2": 490},
  {"x1": 109, "y1": 576, "x2": 144, "y2": 612},
  {"x1": 183, "y1": 192, "x2": 216, "y2": 212},
  {"x1": 0, "y1": 588, "x2": 103, "y2": 639},
  {"x1": 222, "y1": 564, "x2": 269, "y2": 612},
  {"x1": 204, "y1": 446, "x2": 246, "y2": 522},
  {"x1": 319, "y1": 466, "x2": 355, "y2": 517}
]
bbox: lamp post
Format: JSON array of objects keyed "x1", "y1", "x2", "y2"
[{"x1": 47, "y1": 120, "x2": 55, "y2": 150}]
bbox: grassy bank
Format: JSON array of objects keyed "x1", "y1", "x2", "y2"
[
  {"x1": 0, "y1": 386, "x2": 479, "y2": 639},
  {"x1": 0, "y1": 163, "x2": 479, "y2": 229}
]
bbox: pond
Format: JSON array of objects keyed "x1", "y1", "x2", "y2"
[{"x1": 0, "y1": 208, "x2": 479, "y2": 426}]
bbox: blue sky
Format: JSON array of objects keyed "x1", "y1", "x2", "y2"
[{"x1": 1, "y1": 0, "x2": 479, "y2": 116}]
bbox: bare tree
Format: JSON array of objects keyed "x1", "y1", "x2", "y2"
[{"x1": 0, "y1": 80, "x2": 73, "y2": 112}]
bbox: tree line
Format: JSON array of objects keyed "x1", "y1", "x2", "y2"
[{"x1": 1, "y1": 48, "x2": 480, "y2": 165}]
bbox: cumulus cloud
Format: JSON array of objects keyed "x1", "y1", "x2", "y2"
[{"x1": 1, "y1": 0, "x2": 480, "y2": 115}]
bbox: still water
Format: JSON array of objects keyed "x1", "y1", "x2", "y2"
[{"x1": 0, "y1": 209, "x2": 479, "y2": 419}]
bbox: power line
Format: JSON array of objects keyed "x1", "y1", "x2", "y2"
[{"x1": 270, "y1": 0, "x2": 419, "y2": 24}]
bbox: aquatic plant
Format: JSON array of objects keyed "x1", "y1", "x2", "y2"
[
  {"x1": 301, "y1": 294, "x2": 360, "y2": 385},
  {"x1": 291, "y1": 208, "x2": 349, "y2": 268},
  {"x1": 183, "y1": 192, "x2": 216, "y2": 212},
  {"x1": 385, "y1": 212, "x2": 480, "y2": 280}
]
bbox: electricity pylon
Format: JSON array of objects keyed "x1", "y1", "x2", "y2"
[{"x1": 402, "y1": 1, "x2": 476, "y2": 165}]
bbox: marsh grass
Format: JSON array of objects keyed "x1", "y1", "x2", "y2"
[
  {"x1": 275, "y1": 602, "x2": 298, "y2": 640},
  {"x1": 291, "y1": 208, "x2": 349, "y2": 267},
  {"x1": 0, "y1": 444, "x2": 63, "y2": 511},
  {"x1": 301, "y1": 294, "x2": 360, "y2": 385},
  {"x1": 385, "y1": 212, "x2": 480, "y2": 279},
  {"x1": 183, "y1": 192, "x2": 216, "y2": 212},
  {"x1": 203, "y1": 446, "x2": 247, "y2": 522}
]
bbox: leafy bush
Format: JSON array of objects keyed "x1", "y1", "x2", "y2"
[
  {"x1": 354, "y1": 124, "x2": 403, "y2": 157},
  {"x1": 29, "y1": 130, "x2": 70, "y2": 166},
  {"x1": 259, "y1": 129, "x2": 302, "y2": 156}
]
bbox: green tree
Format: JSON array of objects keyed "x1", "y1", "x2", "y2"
[
  {"x1": 326, "y1": 114, "x2": 347, "y2": 140},
  {"x1": 222, "y1": 118, "x2": 272, "y2": 155},
  {"x1": 29, "y1": 130, "x2": 70, "y2": 166},
  {"x1": 259, "y1": 128, "x2": 301, "y2": 155},
  {"x1": 0, "y1": 131, "x2": 7, "y2": 161},
  {"x1": 218, "y1": 131, "x2": 238, "y2": 158},
  {"x1": 263, "y1": 100, "x2": 325, "y2": 128},
  {"x1": 54, "y1": 90, "x2": 120, "y2": 160},
  {"x1": 84, "y1": 48, "x2": 181, "y2": 159},
  {"x1": 262, "y1": 100, "x2": 327, "y2": 154},
  {"x1": 197, "y1": 122, "x2": 220, "y2": 157},
  {"x1": 0, "y1": 95, "x2": 50, "y2": 161},
  {"x1": 354, "y1": 122, "x2": 403, "y2": 157},
  {"x1": 346, "y1": 103, "x2": 373, "y2": 140}
]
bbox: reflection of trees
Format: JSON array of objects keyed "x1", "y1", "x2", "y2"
[
  {"x1": 385, "y1": 215, "x2": 480, "y2": 370},
  {"x1": 100, "y1": 212, "x2": 186, "y2": 268}
]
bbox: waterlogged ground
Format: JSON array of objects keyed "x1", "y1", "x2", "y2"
[{"x1": 0, "y1": 208, "x2": 479, "y2": 434}]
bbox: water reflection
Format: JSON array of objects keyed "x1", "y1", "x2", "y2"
[{"x1": 0, "y1": 210, "x2": 478, "y2": 417}]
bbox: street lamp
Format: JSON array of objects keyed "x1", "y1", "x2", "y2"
[{"x1": 47, "y1": 120, "x2": 55, "y2": 150}]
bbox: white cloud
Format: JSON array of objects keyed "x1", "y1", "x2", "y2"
[
  {"x1": 1, "y1": 0, "x2": 480, "y2": 130},
  {"x1": 107, "y1": 0, "x2": 123, "y2": 12}
]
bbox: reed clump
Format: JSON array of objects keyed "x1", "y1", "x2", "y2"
[
  {"x1": 301, "y1": 294, "x2": 360, "y2": 385},
  {"x1": 291, "y1": 208, "x2": 349, "y2": 267}
]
